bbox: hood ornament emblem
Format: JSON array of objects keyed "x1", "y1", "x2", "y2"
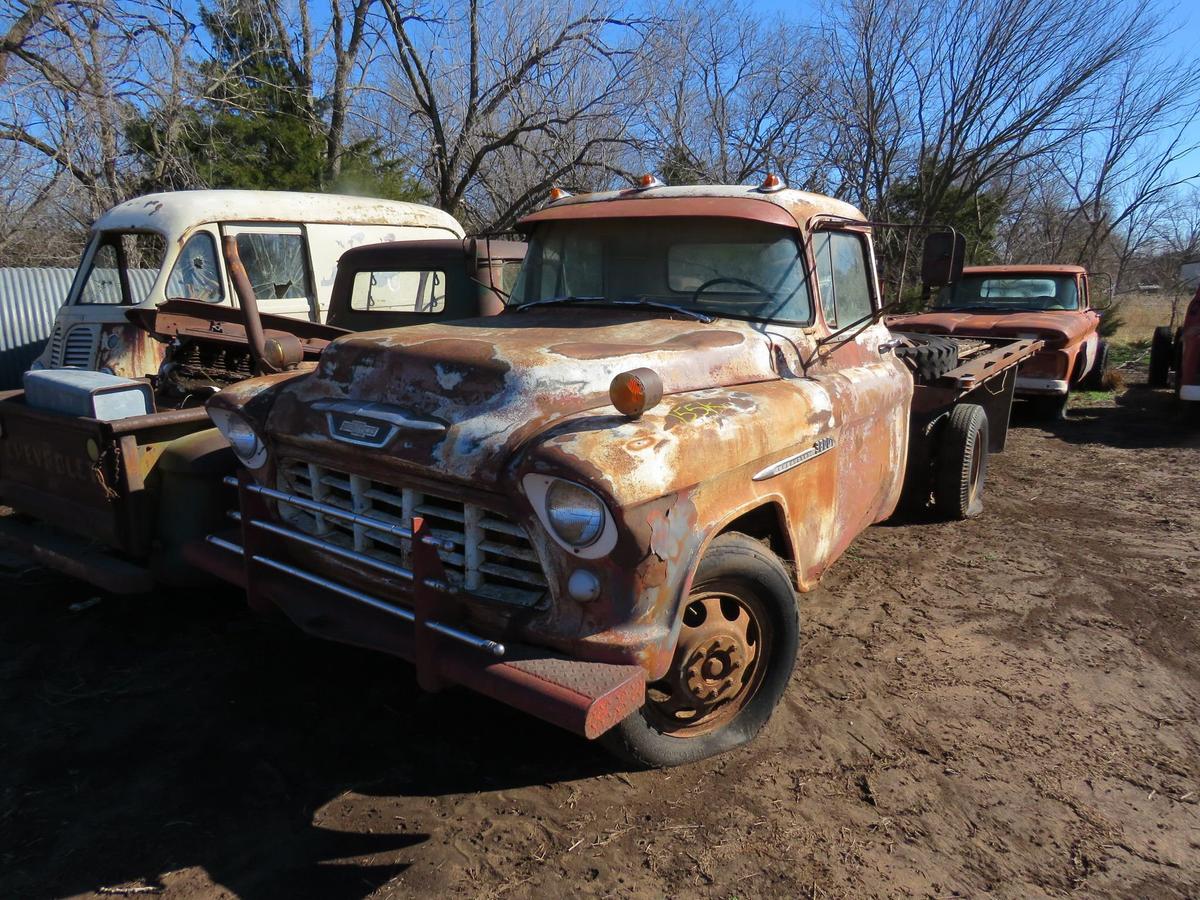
[{"x1": 312, "y1": 399, "x2": 447, "y2": 448}]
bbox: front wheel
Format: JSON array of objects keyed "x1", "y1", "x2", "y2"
[
  {"x1": 1081, "y1": 340, "x2": 1109, "y2": 390},
  {"x1": 602, "y1": 532, "x2": 799, "y2": 768},
  {"x1": 1149, "y1": 326, "x2": 1173, "y2": 388}
]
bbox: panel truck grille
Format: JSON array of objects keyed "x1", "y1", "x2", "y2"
[
  {"x1": 47, "y1": 322, "x2": 65, "y2": 366},
  {"x1": 61, "y1": 324, "x2": 99, "y2": 368},
  {"x1": 277, "y1": 460, "x2": 546, "y2": 608}
]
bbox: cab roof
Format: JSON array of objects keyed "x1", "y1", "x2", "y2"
[
  {"x1": 963, "y1": 264, "x2": 1087, "y2": 276},
  {"x1": 93, "y1": 190, "x2": 464, "y2": 237},
  {"x1": 519, "y1": 183, "x2": 865, "y2": 232}
]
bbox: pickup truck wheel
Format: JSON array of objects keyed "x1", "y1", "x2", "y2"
[
  {"x1": 1149, "y1": 326, "x2": 1173, "y2": 387},
  {"x1": 601, "y1": 532, "x2": 799, "y2": 768},
  {"x1": 935, "y1": 403, "x2": 989, "y2": 520},
  {"x1": 1081, "y1": 341, "x2": 1109, "y2": 390}
]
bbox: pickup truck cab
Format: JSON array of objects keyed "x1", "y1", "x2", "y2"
[
  {"x1": 1150, "y1": 282, "x2": 1200, "y2": 410},
  {"x1": 202, "y1": 180, "x2": 1038, "y2": 766},
  {"x1": 891, "y1": 264, "x2": 1106, "y2": 418},
  {"x1": 33, "y1": 190, "x2": 464, "y2": 379},
  {"x1": 0, "y1": 238, "x2": 522, "y2": 594}
]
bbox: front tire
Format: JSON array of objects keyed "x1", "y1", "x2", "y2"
[
  {"x1": 1081, "y1": 341, "x2": 1108, "y2": 390},
  {"x1": 602, "y1": 532, "x2": 799, "y2": 768},
  {"x1": 1149, "y1": 326, "x2": 1173, "y2": 388}
]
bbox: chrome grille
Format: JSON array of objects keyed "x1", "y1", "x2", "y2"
[
  {"x1": 60, "y1": 323, "x2": 99, "y2": 368},
  {"x1": 277, "y1": 460, "x2": 546, "y2": 607}
]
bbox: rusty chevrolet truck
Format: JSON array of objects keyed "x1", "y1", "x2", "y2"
[
  {"x1": 199, "y1": 178, "x2": 1039, "y2": 766},
  {"x1": 890, "y1": 264, "x2": 1108, "y2": 418},
  {"x1": 0, "y1": 238, "x2": 523, "y2": 593},
  {"x1": 1150, "y1": 281, "x2": 1200, "y2": 411}
]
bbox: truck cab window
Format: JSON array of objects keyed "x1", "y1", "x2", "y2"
[
  {"x1": 350, "y1": 270, "x2": 447, "y2": 313},
  {"x1": 234, "y1": 232, "x2": 312, "y2": 303},
  {"x1": 813, "y1": 231, "x2": 874, "y2": 327},
  {"x1": 75, "y1": 232, "x2": 165, "y2": 305},
  {"x1": 166, "y1": 232, "x2": 223, "y2": 303}
]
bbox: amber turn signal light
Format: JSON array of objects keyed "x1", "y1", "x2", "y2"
[
  {"x1": 548, "y1": 186, "x2": 572, "y2": 202},
  {"x1": 610, "y1": 368, "x2": 664, "y2": 419},
  {"x1": 635, "y1": 173, "x2": 665, "y2": 190},
  {"x1": 759, "y1": 172, "x2": 785, "y2": 193}
]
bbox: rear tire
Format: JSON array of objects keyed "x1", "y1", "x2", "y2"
[
  {"x1": 935, "y1": 403, "x2": 988, "y2": 520},
  {"x1": 1149, "y1": 327, "x2": 1173, "y2": 388},
  {"x1": 602, "y1": 532, "x2": 799, "y2": 768}
]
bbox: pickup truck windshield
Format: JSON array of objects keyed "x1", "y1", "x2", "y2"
[
  {"x1": 511, "y1": 217, "x2": 812, "y2": 324},
  {"x1": 935, "y1": 275, "x2": 1079, "y2": 312}
]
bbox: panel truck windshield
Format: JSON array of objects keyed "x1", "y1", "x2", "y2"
[
  {"x1": 935, "y1": 275, "x2": 1080, "y2": 312},
  {"x1": 511, "y1": 217, "x2": 813, "y2": 324}
]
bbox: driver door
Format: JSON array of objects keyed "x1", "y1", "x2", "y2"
[{"x1": 807, "y1": 228, "x2": 910, "y2": 541}]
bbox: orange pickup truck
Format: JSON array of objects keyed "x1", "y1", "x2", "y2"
[{"x1": 890, "y1": 265, "x2": 1107, "y2": 418}]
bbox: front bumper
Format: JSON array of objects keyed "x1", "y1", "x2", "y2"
[
  {"x1": 195, "y1": 473, "x2": 647, "y2": 739},
  {"x1": 0, "y1": 510, "x2": 155, "y2": 593},
  {"x1": 1015, "y1": 376, "x2": 1069, "y2": 396}
]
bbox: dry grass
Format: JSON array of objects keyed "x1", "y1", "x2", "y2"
[{"x1": 1108, "y1": 291, "x2": 1189, "y2": 342}]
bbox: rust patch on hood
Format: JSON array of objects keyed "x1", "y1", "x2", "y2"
[{"x1": 549, "y1": 330, "x2": 744, "y2": 360}]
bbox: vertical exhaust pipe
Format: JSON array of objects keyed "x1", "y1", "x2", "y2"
[{"x1": 222, "y1": 235, "x2": 280, "y2": 375}]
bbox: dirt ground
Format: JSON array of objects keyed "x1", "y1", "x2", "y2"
[{"x1": 2, "y1": 372, "x2": 1198, "y2": 900}]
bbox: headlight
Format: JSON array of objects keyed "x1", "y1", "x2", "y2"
[
  {"x1": 544, "y1": 479, "x2": 605, "y2": 548},
  {"x1": 209, "y1": 407, "x2": 268, "y2": 469}
]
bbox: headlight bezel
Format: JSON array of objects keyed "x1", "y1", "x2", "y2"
[
  {"x1": 208, "y1": 406, "x2": 268, "y2": 469},
  {"x1": 521, "y1": 473, "x2": 617, "y2": 559}
]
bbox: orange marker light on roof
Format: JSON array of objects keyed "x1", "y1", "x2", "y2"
[
  {"x1": 548, "y1": 186, "x2": 572, "y2": 202},
  {"x1": 610, "y1": 368, "x2": 664, "y2": 419},
  {"x1": 635, "y1": 173, "x2": 665, "y2": 190},
  {"x1": 759, "y1": 173, "x2": 785, "y2": 193}
]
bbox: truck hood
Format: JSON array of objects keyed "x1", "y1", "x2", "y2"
[
  {"x1": 894, "y1": 309, "x2": 1094, "y2": 343},
  {"x1": 264, "y1": 310, "x2": 779, "y2": 487}
]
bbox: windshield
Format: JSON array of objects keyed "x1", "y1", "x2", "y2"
[
  {"x1": 511, "y1": 218, "x2": 811, "y2": 323},
  {"x1": 74, "y1": 230, "x2": 165, "y2": 305},
  {"x1": 935, "y1": 274, "x2": 1079, "y2": 311}
]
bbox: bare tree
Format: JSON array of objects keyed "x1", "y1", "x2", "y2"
[
  {"x1": 371, "y1": 0, "x2": 644, "y2": 227},
  {"x1": 634, "y1": 0, "x2": 825, "y2": 187}
]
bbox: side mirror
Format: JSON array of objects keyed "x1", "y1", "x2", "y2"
[{"x1": 921, "y1": 230, "x2": 966, "y2": 289}]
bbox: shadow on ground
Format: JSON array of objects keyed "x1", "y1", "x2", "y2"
[{"x1": 0, "y1": 575, "x2": 616, "y2": 900}]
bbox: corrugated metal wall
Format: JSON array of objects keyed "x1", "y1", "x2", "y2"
[
  {"x1": 0, "y1": 267, "x2": 75, "y2": 389},
  {"x1": 0, "y1": 267, "x2": 159, "y2": 388}
]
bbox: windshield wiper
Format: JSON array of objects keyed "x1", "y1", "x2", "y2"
[
  {"x1": 609, "y1": 297, "x2": 712, "y2": 323},
  {"x1": 514, "y1": 295, "x2": 604, "y2": 312},
  {"x1": 515, "y1": 295, "x2": 712, "y2": 323}
]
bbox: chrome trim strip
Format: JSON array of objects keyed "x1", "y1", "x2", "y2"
[
  {"x1": 251, "y1": 553, "x2": 504, "y2": 657},
  {"x1": 224, "y1": 475, "x2": 453, "y2": 551},
  {"x1": 312, "y1": 399, "x2": 448, "y2": 432},
  {"x1": 248, "y1": 516, "x2": 418, "y2": 586},
  {"x1": 207, "y1": 535, "x2": 244, "y2": 555},
  {"x1": 751, "y1": 436, "x2": 836, "y2": 481}
]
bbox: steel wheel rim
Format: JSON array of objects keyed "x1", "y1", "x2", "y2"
[{"x1": 644, "y1": 585, "x2": 771, "y2": 738}]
